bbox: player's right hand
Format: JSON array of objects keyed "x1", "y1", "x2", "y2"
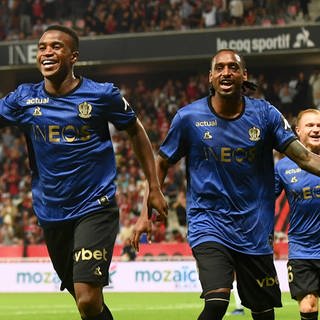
[{"x1": 131, "y1": 215, "x2": 152, "y2": 252}]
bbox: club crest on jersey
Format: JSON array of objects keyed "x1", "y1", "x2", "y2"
[
  {"x1": 203, "y1": 131, "x2": 212, "y2": 140},
  {"x1": 78, "y1": 102, "x2": 92, "y2": 119},
  {"x1": 33, "y1": 106, "x2": 42, "y2": 116},
  {"x1": 248, "y1": 126, "x2": 261, "y2": 141}
]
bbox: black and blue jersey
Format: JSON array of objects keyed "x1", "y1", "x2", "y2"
[
  {"x1": 0, "y1": 77, "x2": 136, "y2": 225},
  {"x1": 275, "y1": 157, "x2": 320, "y2": 259},
  {"x1": 159, "y1": 95, "x2": 296, "y2": 254}
]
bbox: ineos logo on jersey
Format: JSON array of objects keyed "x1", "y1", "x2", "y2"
[
  {"x1": 32, "y1": 124, "x2": 91, "y2": 142},
  {"x1": 203, "y1": 146, "x2": 256, "y2": 163},
  {"x1": 74, "y1": 248, "x2": 109, "y2": 262},
  {"x1": 290, "y1": 185, "x2": 320, "y2": 201}
]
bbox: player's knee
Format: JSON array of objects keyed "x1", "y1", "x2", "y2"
[
  {"x1": 198, "y1": 292, "x2": 230, "y2": 320},
  {"x1": 299, "y1": 294, "x2": 318, "y2": 313},
  {"x1": 77, "y1": 296, "x2": 99, "y2": 317},
  {"x1": 77, "y1": 292, "x2": 102, "y2": 317}
]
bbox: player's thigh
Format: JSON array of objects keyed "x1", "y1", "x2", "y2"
[
  {"x1": 192, "y1": 241, "x2": 234, "y2": 297},
  {"x1": 235, "y1": 253, "x2": 282, "y2": 310},
  {"x1": 73, "y1": 208, "x2": 119, "y2": 286},
  {"x1": 43, "y1": 221, "x2": 75, "y2": 292},
  {"x1": 288, "y1": 259, "x2": 320, "y2": 300}
]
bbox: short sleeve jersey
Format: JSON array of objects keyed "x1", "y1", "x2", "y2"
[
  {"x1": 275, "y1": 157, "x2": 320, "y2": 259},
  {"x1": 0, "y1": 77, "x2": 136, "y2": 225},
  {"x1": 159, "y1": 96, "x2": 296, "y2": 254}
]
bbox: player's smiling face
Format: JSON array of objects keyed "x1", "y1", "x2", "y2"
[
  {"x1": 209, "y1": 51, "x2": 247, "y2": 97},
  {"x1": 37, "y1": 30, "x2": 78, "y2": 81},
  {"x1": 296, "y1": 112, "x2": 320, "y2": 154}
]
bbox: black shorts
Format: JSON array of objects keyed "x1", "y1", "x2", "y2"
[
  {"x1": 287, "y1": 259, "x2": 320, "y2": 300},
  {"x1": 192, "y1": 242, "x2": 282, "y2": 310},
  {"x1": 43, "y1": 207, "x2": 119, "y2": 293}
]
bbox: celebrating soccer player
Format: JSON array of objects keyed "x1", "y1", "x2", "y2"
[
  {"x1": 0, "y1": 25, "x2": 167, "y2": 320},
  {"x1": 132, "y1": 49, "x2": 320, "y2": 320}
]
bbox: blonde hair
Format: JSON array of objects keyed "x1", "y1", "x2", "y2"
[{"x1": 296, "y1": 109, "x2": 320, "y2": 127}]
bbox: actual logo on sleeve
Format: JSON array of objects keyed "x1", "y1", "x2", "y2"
[
  {"x1": 248, "y1": 126, "x2": 261, "y2": 141},
  {"x1": 78, "y1": 102, "x2": 92, "y2": 119}
]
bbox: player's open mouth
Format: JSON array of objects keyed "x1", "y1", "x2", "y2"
[
  {"x1": 42, "y1": 60, "x2": 57, "y2": 69},
  {"x1": 220, "y1": 79, "x2": 233, "y2": 89}
]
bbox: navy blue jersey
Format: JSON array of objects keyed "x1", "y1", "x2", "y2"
[
  {"x1": 159, "y1": 96, "x2": 296, "y2": 254},
  {"x1": 275, "y1": 157, "x2": 320, "y2": 259},
  {"x1": 0, "y1": 77, "x2": 136, "y2": 225}
]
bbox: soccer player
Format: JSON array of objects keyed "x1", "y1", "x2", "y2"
[
  {"x1": 131, "y1": 49, "x2": 320, "y2": 320},
  {"x1": 0, "y1": 25, "x2": 167, "y2": 320},
  {"x1": 275, "y1": 109, "x2": 320, "y2": 320}
]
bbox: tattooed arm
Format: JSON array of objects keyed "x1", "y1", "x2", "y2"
[{"x1": 284, "y1": 140, "x2": 320, "y2": 176}]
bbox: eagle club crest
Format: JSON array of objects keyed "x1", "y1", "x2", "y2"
[
  {"x1": 248, "y1": 126, "x2": 261, "y2": 141},
  {"x1": 78, "y1": 102, "x2": 92, "y2": 119}
]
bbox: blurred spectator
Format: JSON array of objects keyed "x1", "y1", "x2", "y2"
[
  {"x1": 172, "y1": 189, "x2": 187, "y2": 236},
  {"x1": 278, "y1": 82, "x2": 296, "y2": 116},
  {"x1": 229, "y1": 0, "x2": 244, "y2": 25},
  {"x1": 0, "y1": 0, "x2": 314, "y2": 40},
  {"x1": 202, "y1": 1, "x2": 217, "y2": 28},
  {"x1": 309, "y1": 68, "x2": 320, "y2": 109},
  {"x1": 118, "y1": 217, "x2": 134, "y2": 244},
  {"x1": 292, "y1": 71, "x2": 311, "y2": 115}
]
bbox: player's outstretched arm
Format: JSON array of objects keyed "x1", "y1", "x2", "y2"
[
  {"x1": 285, "y1": 139, "x2": 320, "y2": 176},
  {"x1": 125, "y1": 119, "x2": 168, "y2": 242}
]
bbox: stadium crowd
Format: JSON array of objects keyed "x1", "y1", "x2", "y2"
[
  {"x1": 0, "y1": 66, "x2": 317, "y2": 247},
  {"x1": 0, "y1": 0, "x2": 314, "y2": 41}
]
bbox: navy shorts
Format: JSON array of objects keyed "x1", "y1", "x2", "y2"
[
  {"x1": 192, "y1": 242, "x2": 282, "y2": 310},
  {"x1": 43, "y1": 207, "x2": 119, "y2": 293},
  {"x1": 287, "y1": 259, "x2": 320, "y2": 300}
]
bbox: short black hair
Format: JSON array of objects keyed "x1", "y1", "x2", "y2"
[
  {"x1": 211, "y1": 49, "x2": 246, "y2": 70},
  {"x1": 44, "y1": 25, "x2": 79, "y2": 51},
  {"x1": 209, "y1": 49, "x2": 257, "y2": 96}
]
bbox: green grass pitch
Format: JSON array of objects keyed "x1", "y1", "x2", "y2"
[{"x1": 0, "y1": 292, "x2": 299, "y2": 319}]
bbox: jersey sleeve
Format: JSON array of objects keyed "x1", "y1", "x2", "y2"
[
  {"x1": 0, "y1": 89, "x2": 22, "y2": 126},
  {"x1": 105, "y1": 85, "x2": 136, "y2": 130},
  {"x1": 274, "y1": 161, "x2": 284, "y2": 197},
  {"x1": 267, "y1": 103, "x2": 297, "y2": 152},
  {"x1": 159, "y1": 111, "x2": 187, "y2": 164}
]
